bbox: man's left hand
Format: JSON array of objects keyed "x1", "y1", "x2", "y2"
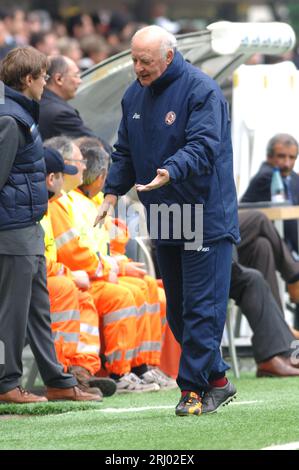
[
  {"x1": 125, "y1": 262, "x2": 147, "y2": 278},
  {"x1": 135, "y1": 168, "x2": 170, "y2": 192}
]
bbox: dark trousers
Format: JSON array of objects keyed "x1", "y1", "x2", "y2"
[
  {"x1": 230, "y1": 262, "x2": 295, "y2": 363},
  {"x1": 156, "y1": 239, "x2": 232, "y2": 393},
  {"x1": 238, "y1": 210, "x2": 299, "y2": 310},
  {"x1": 0, "y1": 254, "x2": 76, "y2": 393}
]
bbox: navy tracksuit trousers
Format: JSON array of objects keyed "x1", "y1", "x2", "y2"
[{"x1": 156, "y1": 239, "x2": 232, "y2": 394}]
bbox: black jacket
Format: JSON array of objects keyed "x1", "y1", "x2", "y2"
[
  {"x1": 241, "y1": 161, "x2": 299, "y2": 252},
  {"x1": 39, "y1": 88, "x2": 96, "y2": 141},
  {"x1": 241, "y1": 161, "x2": 299, "y2": 204}
]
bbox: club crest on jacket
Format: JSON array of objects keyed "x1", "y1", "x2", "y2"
[{"x1": 165, "y1": 111, "x2": 176, "y2": 125}]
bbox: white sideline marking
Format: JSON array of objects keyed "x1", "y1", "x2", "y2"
[
  {"x1": 262, "y1": 442, "x2": 299, "y2": 450},
  {"x1": 98, "y1": 400, "x2": 260, "y2": 414},
  {"x1": 99, "y1": 405, "x2": 173, "y2": 413}
]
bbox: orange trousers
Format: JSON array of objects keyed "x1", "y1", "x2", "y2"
[
  {"x1": 88, "y1": 279, "x2": 138, "y2": 376},
  {"x1": 156, "y1": 279, "x2": 180, "y2": 378},
  {"x1": 47, "y1": 276, "x2": 101, "y2": 375},
  {"x1": 121, "y1": 275, "x2": 164, "y2": 366},
  {"x1": 120, "y1": 277, "x2": 152, "y2": 368}
]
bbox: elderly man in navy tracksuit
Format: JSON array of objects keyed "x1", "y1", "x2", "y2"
[{"x1": 98, "y1": 25, "x2": 240, "y2": 416}]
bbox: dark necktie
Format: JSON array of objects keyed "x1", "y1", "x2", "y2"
[{"x1": 283, "y1": 176, "x2": 293, "y2": 203}]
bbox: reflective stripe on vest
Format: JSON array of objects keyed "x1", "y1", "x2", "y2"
[
  {"x1": 76, "y1": 342, "x2": 100, "y2": 354},
  {"x1": 125, "y1": 349, "x2": 137, "y2": 361},
  {"x1": 80, "y1": 323, "x2": 99, "y2": 337},
  {"x1": 55, "y1": 228, "x2": 79, "y2": 249},
  {"x1": 147, "y1": 303, "x2": 160, "y2": 314},
  {"x1": 139, "y1": 341, "x2": 161, "y2": 353},
  {"x1": 51, "y1": 310, "x2": 80, "y2": 323},
  {"x1": 105, "y1": 350, "x2": 123, "y2": 363},
  {"x1": 103, "y1": 306, "x2": 137, "y2": 326},
  {"x1": 53, "y1": 331, "x2": 79, "y2": 343}
]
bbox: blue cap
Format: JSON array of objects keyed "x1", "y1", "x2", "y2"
[{"x1": 44, "y1": 146, "x2": 78, "y2": 175}]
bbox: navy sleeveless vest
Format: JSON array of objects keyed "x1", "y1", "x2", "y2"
[{"x1": 0, "y1": 85, "x2": 48, "y2": 231}]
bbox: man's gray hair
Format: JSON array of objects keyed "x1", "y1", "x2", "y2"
[
  {"x1": 132, "y1": 25, "x2": 177, "y2": 58},
  {"x1": 267, "y1": 133, "x2": 299, "y2": 157},
  {"x1": 44, "y1": 135, "x2": 74, "y2": 160},
  {"x1": 76, "y1": 137, "x2": 109, "y2": 185},
  {"x1": 47, "y1": 55, "x2": 69, "y2": 84}
]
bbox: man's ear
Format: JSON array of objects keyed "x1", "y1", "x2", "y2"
[
  {"x1": 166, "y1": 49, "x2": 174, "y2": 65},
  {"x1": 97, "y1": 171, "x2": 107, "y2": 190},
  {"x1": 53, "y1": 72, "x2": 63, "y2": 86},
  {"x1": 24, "y1": 74, "x2": 33, "y2": 88},
  {"x1": 46, "y1": 172, "x2": 55, "y2": 188}
]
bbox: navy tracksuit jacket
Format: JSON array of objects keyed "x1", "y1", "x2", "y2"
[{"x1": 105, "y1": 50, "x2": 240, "y2": 392}]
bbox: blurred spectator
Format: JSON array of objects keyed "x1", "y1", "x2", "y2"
[
  {"x1": 57, "y1": 37, "x2": 82, "y2": 65},
  {"x1": 52, "y1": 16, "x2": 68, "y2": 38},
  {"x1": 151, "y1": 1, "x2": 180, "y2": 34},
  {"x1": 2, "y1": 7, "x2": 28, "y2": 46},
  {"x1": 30, "y1": 31, "x2": 59, "y2": 56},
  {"x1": 67, "y1": 13, "x2": 95, "y2": 40},
  {"x1": 27, "y1": 10, "x2": 53, "y2": 34},
  {"x1": 106, "y1": 10, "x2": 136, "y2": 46},
  {"x1": 80, "y1": 34, "x2": 110, "y2": 67},
  {"x1": 0, "y1": 13, "x2": 16, "y2": 60},
  {"x1": 90, "y1": 11, "x2": 109, "y2": 37}
]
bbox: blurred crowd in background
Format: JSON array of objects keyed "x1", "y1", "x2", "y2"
[
  {"x1": 1, "y1": 1, "x2": 299, "y2": 71},
  {"x1": 0, "y1": 3, "x2": 196, "y2": 70}
]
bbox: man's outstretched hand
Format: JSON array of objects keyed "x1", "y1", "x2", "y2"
[{"x1": 135, "y1": 168, "x2": 170, "y2": 192}]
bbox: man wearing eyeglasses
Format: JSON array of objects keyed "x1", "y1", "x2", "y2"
[
  {"x1": 0, "y1": 46, "x2": 99, "y2": 403},
  {"x1": 39, "y1": 55, "x2": 97, "y2": 142}
]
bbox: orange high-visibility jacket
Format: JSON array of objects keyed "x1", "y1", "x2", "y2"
[
  {"x1": 49, "y1": 192, "x2": 140, "y2": 375},
  {"x1": 41, "y1": 210, "x2": 101, "y2": 375},
  {"x1": 68, "y1": 189, "x2": 163, "y2": 367},
  {"x1": 50, "y1": 190, "x2": 157, "y2": 369}
]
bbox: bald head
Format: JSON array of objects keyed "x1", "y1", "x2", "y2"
[
  {"x1": 132, "y1": 25, "x2": 177, "y2": 57},
  {"x1": 131, "y1": 25, "x2": 177, "y2": 86}
]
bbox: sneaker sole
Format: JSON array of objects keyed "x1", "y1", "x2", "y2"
[
  {"x1": 159, "y1": 384, "x2": 178, "y2": 391},
  {"x1": 116, "y1": 383, "x2": 160, "y2": 394},
  {"x1": 203, "y1": 392, "x2": 237, "y2": 414},
  {"x1": 256, "y1": 370, "x2": 280, "y2": 378},
  {"x1": 46, "y1": 398, "x2": 102, "y2": 402},
  {"x1": 175, "y1": 409, "x2": 202, "y2": 417}
]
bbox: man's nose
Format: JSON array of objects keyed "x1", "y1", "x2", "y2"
[{"x1": 134, "y1": 62, "x2": 144, "y2": 73}]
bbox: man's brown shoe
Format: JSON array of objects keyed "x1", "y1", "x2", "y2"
[
  {"x1": 46, "y1": 386, "x2": 102, "y2": 401},
  {"x1": 68, "y1": 365, "x2": 116, "y2": 397},
  {"x1": 288, "y1": 280, "x2": 299, "y2": 303},
  {"x1": 0, "y1": 386, "x2": 48, "y2": 404},
  {"x1": 257, "y1": 355, "x2": 299, "y2": 377},
  {"x1": 77, "y1": 383, "x2": 103, "y2": 400}
]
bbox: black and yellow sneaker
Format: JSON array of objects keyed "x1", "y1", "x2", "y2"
[{"x1": 175, "y1": 391, "x2": 202, "y2": 417}]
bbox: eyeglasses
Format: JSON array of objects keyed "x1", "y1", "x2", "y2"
[
  {"x1": 65, "y1": 158, "x2": 87, "y2": 165},
  {"x1": 42, "y1": 74, "x2": 50, "y2": 82}
]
